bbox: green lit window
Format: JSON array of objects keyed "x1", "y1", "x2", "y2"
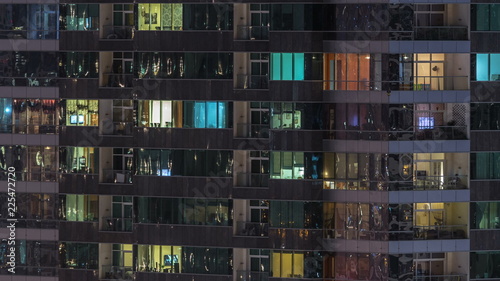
[{"x1": 270, "y1": 53, "x2": 304, "y2": 81}]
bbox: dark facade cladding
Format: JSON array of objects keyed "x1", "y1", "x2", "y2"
[{"x1": 0, "y1": 1, "x2": 499, "y2": 281}]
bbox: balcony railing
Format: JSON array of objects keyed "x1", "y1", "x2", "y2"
[
  {"x1": 236, "y1": 123, "x2": 269, "y2": 138},
  {"x1": 236, "y1": 221, "x2": 269, "y2": 237},
  {"x1": 0, "y1": 75, "x2": 58, "y2": 87},
  {"x1": 101, "y1": 217, "x2": 133, "y2": 232},
  {"x1": 236, "y1": 270, "x2": 269, "y2": 281},
  {"x1": 0, "y1": 124, "x2": 59, "y2": 134},
  {"x1": 414, "y1": 224, "x2": 467, "y2": 240},
  {"x1": 323, "y1": 76, "x2": 469, "y2": 91},
  {"x1": 414, "y1": 26, "x2": 468, "y2": 40},
  {"x1": 321, "y1": 126, "x2": 468, "y2": 141},
  {"x1": 414, "y1": 274, "x2": 467, "y2": 281},
  {"x1": 102, "y1": 169, "x2": 133, "y2": 184},
  {"x1": 102, "y1": 25, "x2": 134, "y2": 40},
  {"x1": 102, "y1": 265, "x2": 134, "y2": 280},
  {"x1": 101, "y1": 122, "x2": 134, "y2": 136},
  {"x1": 235, "y1": 173, "x2": 269, "y2": 188},
  {"x1": 102, "y1": 73, "x2": 133, "y2": 88},
  {"x1": 236, "y1": 25, "x2": 269, "y2": 40},
  {"x1": 324, "y1": 176, "x2": 468, "y2": 191},
  {"x1": 236, "y1": 74, "x2": 269, "y2": 89}
]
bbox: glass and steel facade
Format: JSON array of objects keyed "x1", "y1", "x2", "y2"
[{"x1": 0, "y1": 1, "x2": 496, "y2": 281}]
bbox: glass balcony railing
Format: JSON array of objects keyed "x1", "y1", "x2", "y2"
[
  {"x1": 102, "y1": 73, "x2": 133, "y2": 88},
  {"x1": 236, "y1": 74, "x2": 269, "y2": 89},
  {"x1": 236, "y1": 270, "x2": 269, "y2": 281},
  {"x1": 101, "y1": 217, "x2": 133, "y2": 232},
  {"x1": 101, "y1": 170, "x2": 133, "y2": 184},
  {"x1": 324, "y1": 176, "x2": 468, "y2": 191},
  {"x1": 414, "y1": 26, "x2": 468, "y2": 40},
  {"x1": 236, "y1": 221, "x2": 269, "y2": 237},
  {"x1": 320, "y1": 126, "x2": 468, "y2": 141},
  {"x1": 414, "y1": 274, "x2": 467, "y2": 281},
  {"x1": 236, "y1": 25, "x2": 269, "y2": 40},
  {"x1": 102, "y1": 25, "x2": 134, "y2": 40},
  {"x1": 414, "y1": 224, "x2": 467, "y2": 240},
  {"x1": 0, "y1": 75, "x2": 58, "y2": 87},
  {"x1": 236, "y1": 123, "x2": 269, "y2": 138},
  {"x1": 102, "y1": 265, "x2": 134, "y2": 280},
  {"x1": 235, "y1": 173, "x2": 269, "y2": 188},
  {"x1": 323, "y1": 76, "x2": 469, "y2": 91},
  {"x1": 101, "y1": 122, "x2": 134, "y2": 136}
]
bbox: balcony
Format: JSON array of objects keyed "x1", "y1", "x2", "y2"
[
  {"x1": 102, "y1": 265, "x2": 134, "y2": 280},
  {"x1": 236, "y1": 26, "x2": 269, "y2": 40},
  {"x1": 414, "y1": 26, "x2": 468, "y2": 41},
  {"x1": 101, "y1": 122, "x2": 134, "y2": 136},
  {"x1": 324, "y1": 126, "x2": 468, "y2": 141},
  {"x1": 235, "y1": 173, "x2": 269, "y2": 188},
  {"x1": 102, "y1": 170, "x2": 133, "y2": 184},
  {"x1": 324, "y1": 175, "x2": 468, "y2": 191},
  {"x1": 236, "y1": 222, "x2": 269, "y2": 237},
  {"x1": 102, "y1": 73, "x2": 133, "y2": 88},
  {"x1": 236, "y1": 271, "x2": 269, "y2": 281},
  {"x1": 235, "y1": 124, "x2": 269, "y2": 138},
  {"x1": 101, "y1": 217, "x2": 132, "y2": 232},
  {"x1": 324, "y1": 76, "x2": 469, "y2": 91},
  {"x1": 236, "y1": 74, "x2": 269, "y2": 89},
  {"x1": 102, "y1": 26, "x2": 134, "y2": 40},
  {"x1": 414, "y1": 224, "x2": 467, "y2": 240},
  {"x1": 7, "y1": 124, "x2": 59, "y2": 134},
  {"x1": 413, "y1": 275, "x2": 467, "y2": 281},
  {"x1": 0, "y1": 75, "x2": 58, "y2": 87}
]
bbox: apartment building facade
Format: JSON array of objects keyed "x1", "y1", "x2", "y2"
[{"x1": 0, "y1": 1, "x2": 498, "y2": 281}]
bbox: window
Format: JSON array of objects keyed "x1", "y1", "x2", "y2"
[
  {"x1": 138, "y1": 4, "x2": 182, "y2": 31},
  {"x1": 470, "y1": 252, "x2": 500, "y2": 279},
  {"x1": 323, "y1": 54, "x2": 371, "y2": 90},
  {"x1": 63, "y1": 100, "x2": 98, "y2": 126},
  {"x1": 473, "y1": 4, "x2": 500, "y2": 31},
  {"x1": 271, "y1": 251, "x2": 322, "y2": 278},
  {"x1": 323, "y1": 203, "x2": 372, "y2": 240},
  {"x1": 270, "y1": 201, "x2": 322, "y2": 229},
  {"x1": 475, "y1": 54, "x2": 500, "y2": 81},
  {"x1": 0, "y1": 5, "x2": 59, "y2": 39},
  {"x1": 270, "y1": 53, "x2": 304, "y2": 80},
  {"x1": 60, "y1": 242, "x2": 98, "y2": 269},
  {"x1": 137, "y1": 245, "x2": 183, "y2": 273},
  {"x1": 183, "y1": 101, "x2": 230, "y2": 128},
  {"x1": 471, "y1": 202, "x2": 500, "y2": 229},
  {"x1": 61, "y1": 4, "x2": 99, "y2": 31},
  {"x1": 11, "y1": 99, "x2": 59, "y2": 134},
  {"x1": 61, "y1": 194, "x2": 98, "y2": 221},
  {"x1": 471, "y1": 103, "x2": 500, "y2": 130},
  {"x1": 471, "y1": 153, "x2": 500, "y2": 179},
  {"x1": 60, "y1": 52, "x2": 99, "y2": 78},
  {"x1": 137, "y1": 197, "x2": 231, "y2": 226}
]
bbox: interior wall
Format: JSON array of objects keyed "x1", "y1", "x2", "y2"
[{"x1": 99, "y1": 4, "x2": 113, "y2": 38}]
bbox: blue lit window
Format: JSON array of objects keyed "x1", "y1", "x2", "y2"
[
  {"x1": 270, "y1": 53, "x2": 304, "y2": 81},
  {"x1": 418, "y1": 117, "x2": 434, "y2": 129}
]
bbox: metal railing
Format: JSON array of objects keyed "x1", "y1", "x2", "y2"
[
  {"x1": 236, "y1": 74, "x2": 269, "y2": 89},
  {"x1": 101, "y1": 217, "x2": 133, "y2": 232},
  {"x1": 236, "y1": 221, "x2": 269, "y2": 237},
  {"x1": 102, "y1": 73, "x2": 134, "y2": 88},
  {"x1": 323, "y1": 76, "x2": 469, "y2": 91},
  {"x1": 236, "y1": 25, "x2": 269, "y2": 40},
  {"x1": 102, "y1": 170, "x2": 133, "y2": 184},
  {"x1": 236, "y1": 123, "x2": 269, "y2": 138},
  {"x1": 414, "y1": 224, "x2": 467, "y2": 240},
  {"x1": 102, "y1": 25, "x2": 134, "y2": 40},
  {"x1": 236, "y1": 270, "x2": 269, "y2": 281},
  {"x1": 322, "y1": 28, "x2": 468, "y2": 41},
  {"x1": 235, "y1": 173, "x2": 269, "y2": 188},
  {"x1": 102, "y1": 265, "x2": 134, "y2": 280}
]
